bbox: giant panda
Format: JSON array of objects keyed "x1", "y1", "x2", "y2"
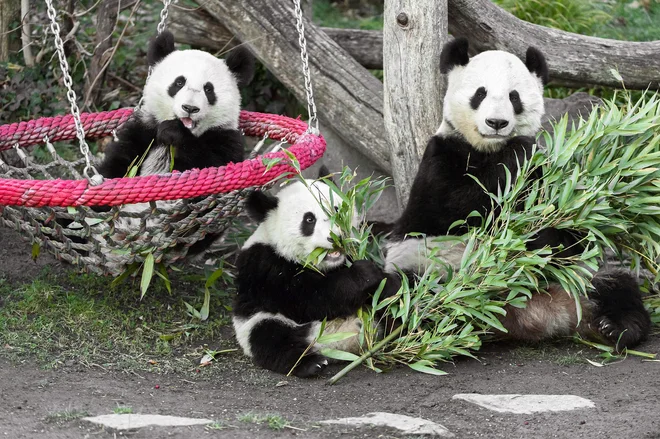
[
  {"x1": 90, "y1": 31, "x2": 255, "y2": 272},
  {"x1": 233, "y1": 177, "x2": 391, "y2": 377},
  {"x1": 385, "y1": 37, "x2": 651, "y2": 350},
  {"x1": 98, "y1": 30, "x2": 255, "y2": 178}
]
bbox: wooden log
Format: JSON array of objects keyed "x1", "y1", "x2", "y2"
[
  {"x1": 169, "y1": 7, "x2": 383, "y2": 69},
  {"x1": 201, "y1": 0, "x2": 392, "y2": 172},
  {"x1": 383, "y1": 0, "x2": 448, "y2": 207},
  {"x1": 0, "y1": 0, "x2": 19, "y2": 62},
  {"x1": 85, "y1": 0, "x2": 119, "y2": 108},
  {"x1": 448, "y1": 0, "x2": 660, "y2": 90}
]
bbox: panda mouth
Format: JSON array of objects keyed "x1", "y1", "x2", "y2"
[
  {"x1": 481, "y1": 133, "x2": 509, "y2": 139},
  {"x1": 180, "y1": 117, "x2": 196, "y2": 130},
  {"x1": 325, "y1": 249, "x2": 344, "y2": 261}
]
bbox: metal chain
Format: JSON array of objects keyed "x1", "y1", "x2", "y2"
[
  {"x1": 291, "y1": 0, "x2": 319, "y2": 134},
  {"x1": 157, "y1": 0, "x2": 174, "y2": 35},
  {"x1": 136, "y1": 0, "x2": 175, "y2": 110},
  {"x1": 44, "y1": 0, "x2": 102, "y2": 185}
]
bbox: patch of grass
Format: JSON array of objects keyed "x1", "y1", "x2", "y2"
[
  {"x1": 596, "y1": 0, "x2": 660, "y2": 42},
  {"x1": 510, "y1": 343, "x2": 585, "y2": 366},
  {"x1": 313, "y1": 0, "x2": 383, "y2": 30},
  {"x1": 0, "y1": 266, "x2": 236, "y2": 375},
  {"x1": 493, "y1": 0, "x2": 612, "y2": 35},
  {"x1": 45, "y1": 409, "x2": 89, "y2": 425},
  {"x1": 113, "y1": 406, "x2": 133, "y2": 414},
  {"x1": 239, "y1": 413, "x2": 290, "y2": 431}
]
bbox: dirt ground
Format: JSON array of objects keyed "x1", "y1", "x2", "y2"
[{"x1": 1, "y1": 227, "x2": 660, "y2": 439}]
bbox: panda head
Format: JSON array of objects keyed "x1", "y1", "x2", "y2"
[
  {"x1": 243, "y1": 178, "x2": 346, "y2": 271},
  {"x1": 439, "y1": 37, "x2": 548, "y2": 153},
  {"x1": 142, "y1": 31, "x2": 255, "y2": 136}
]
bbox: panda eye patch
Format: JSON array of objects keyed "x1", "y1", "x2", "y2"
[
  {"x1": 301, "y1": 212, "x2": 316, "y2": 236},
  {"x1": 470, "y1": 87, "x2": 487, "y2": 110},
  {"x1": 509, "y1": 90, "x2": 524, "y2": 115},
  {"x1": 204, "y1": 82, "x2": 217, "y2": 105},
  {"x1": 168, "y1": 76, "x2": 186, "y2": 97}
]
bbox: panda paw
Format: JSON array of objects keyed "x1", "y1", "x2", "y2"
[
  {"x1": 352, "y1": 260, "x2": 386, "y2": 289},
  {"x1": 156, "y1": 119, "x2": 190, "y2": 148},
  {"x1": 593, "y1": 311, "x2": 650, "y2": 351},
  {"x1": 292, "y1": 353, "x2": 328, "y2": 378}
]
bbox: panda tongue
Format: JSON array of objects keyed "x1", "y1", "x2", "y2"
[{"x1": 181, "y1": 117, "x2": 195, "y2": 129}]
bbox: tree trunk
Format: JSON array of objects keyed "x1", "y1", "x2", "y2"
[
  {"x1": 85, "y1": 0, "x2": 119, "y2": 109},
  {"x1": 0, "y1": 0, "x2": 20, "y2": 62},
  {"x1": 447, "y1": 0, "x2": 660, "y2": 90},
  {"x1": 169, "y1": 7, "x2": 384, "y2": 69},
  {"x1": 201, "y1": 0, "x2": 392, "y2": 172},
  {"x1": 384, "y1": 0, "x2": 448, "y2": 208}
]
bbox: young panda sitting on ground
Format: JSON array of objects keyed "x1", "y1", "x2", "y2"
[
  {"x1": 386, "y1": 37, "x2": 651, "y2": 349},
  {"x1": 97, "y1": 30, "x2": 255, "y2": 178},
  {"x1": 233, "y1": 174, "x2": 391, "y2": 377}
]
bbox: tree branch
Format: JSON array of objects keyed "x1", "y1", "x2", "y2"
[{"x1": 447, "y1": 0, "x2": 660, "y2": 90}]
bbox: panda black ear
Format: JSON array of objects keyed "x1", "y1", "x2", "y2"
[
  {"x1": 317, "y1": 165, "x2": 336, "y2": 185},
  {"x1": 226, "y1": 46, "x2": 256, "y2": 88},
  {"x1": 147, "y1": 31, "x2": 175, "y2": 67},
  {"x1": 245, "y1": 190, "x2": 278, "y2": 223},
  {"x1": 440, "y1": 37, "x2": 470, "y2": 73},
  {"x1": 525, "y1": 46, "x2": 549, "y2": 86}
]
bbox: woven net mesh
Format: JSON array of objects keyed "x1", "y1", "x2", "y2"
[{"x1": 0, "y1": 110, "x2": 325, "y2": 275}]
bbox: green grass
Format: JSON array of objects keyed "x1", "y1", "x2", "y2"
[
  {"x1": 239, "y1": 413, "x2": 290, "y2": 431},
  {"x1": 0, "y1": 267, "x2": 236, "y2": 374},
  {"x1": 113, "y1": 406, "x2": 133, "y2": 414},
  {"x1": 313, "y1": 0, "x2": 383, "y2": 30},
  {"x1": 44, "y1": 409, "x2": 89, "y2": 425}
]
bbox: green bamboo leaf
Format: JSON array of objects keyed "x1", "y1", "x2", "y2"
[{"x1": 140, "y1": 253, "x2": 155, "y2": 299}]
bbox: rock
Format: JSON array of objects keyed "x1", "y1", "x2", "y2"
[
  {"x1": 320, "y1": 412, "x2": 454, "y2": 436},
  {"x1": 82, "y1": 414, "x2": 213, "y2": 430},
  {"x1": 452, "y1": 393, "x2": 596, "y2": 414}
]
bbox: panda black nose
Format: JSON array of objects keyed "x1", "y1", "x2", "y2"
[
  {"x1": 182, "y1": 104, "x2": 200, "y2": 114},
  {"x1": 327, "y1": 237, "x2": 334, "y2": 243},
  {"x1": 485, "y1": 118, "x2": 509, "y2": 130}
]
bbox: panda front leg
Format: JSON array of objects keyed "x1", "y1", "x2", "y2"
[
  {"x1": 589, "y1": 269, "x2": 652, "y2": 350},
  {"x1": 235, "y1": 314, "x2": 328, "y2": 378}
]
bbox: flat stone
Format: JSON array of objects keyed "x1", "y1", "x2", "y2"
[
  {"x1": 320, "y1": 412, "x2": 454, "y2": 437},
  {"x1": 82, "y1": 414, "x2": 213, "y2": 430},
  {"x1": 452, "y1": 393, "x2": 595, "y2": 414}
]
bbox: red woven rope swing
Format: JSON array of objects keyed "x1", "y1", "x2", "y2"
[{"x1": 0, "y1": 109, "x2": 326, "y2": 207}]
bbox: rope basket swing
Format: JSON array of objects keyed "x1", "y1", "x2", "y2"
[{"x1": 0, "y1": 0, "x2": 325, "y2": 276}]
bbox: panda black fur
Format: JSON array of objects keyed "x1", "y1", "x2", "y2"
[
  {"x1": 386, "y1": 37, "x2": 651, "y2": 350},
  {"x1": 233, "y1": 179, "x2": 388, "y2": 377},
  {"x1": 98, "y1": 30, "x2": 255, "y2": 179}
]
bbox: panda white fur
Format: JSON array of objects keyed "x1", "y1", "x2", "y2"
[
  {"x1": 98, "y1": 30, "x2": 255, "y2": 178},
  {"x1": 233, "y1": 178, "x2": 389, "y2": 377},
  {"x1": 386, "y1": 37, "x2": 651, "y2": 350}
]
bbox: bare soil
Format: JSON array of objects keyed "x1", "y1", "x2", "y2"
[{"x1": 1, "y1": 227, "x2": 659, "y2": 439}]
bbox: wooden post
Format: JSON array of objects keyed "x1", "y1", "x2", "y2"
[
  {"x1": 383, "y1": 0, "x2": 448, "y2": 208},
  {"x1": 0, "y1": 0, "x2": 19, "y2": 62}
]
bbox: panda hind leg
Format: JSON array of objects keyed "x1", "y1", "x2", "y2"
[
  {"x1": 590, "y1": 269, "x2": 651, "y2": 350},
  {"x1": 249, "y1": 319, "x2": 328, "y2": 378}
]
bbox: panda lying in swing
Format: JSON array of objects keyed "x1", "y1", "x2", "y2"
[
  {"x1": 98, "y1": 30, "x2": 255, "y2": 179},
  {"x1": 386, "y1": 37, "x2": 651, "y2": 350},
  {"x1": 89, "y1": 31, "x2": 255, "y2": 270}
]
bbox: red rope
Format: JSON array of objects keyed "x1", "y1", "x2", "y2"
[
  {"x1": 0, "y1": 109, "x2": 325, "y2": 207},
  {"x1": 0, "y1": 108, "x2": 134, "y2": 150}
]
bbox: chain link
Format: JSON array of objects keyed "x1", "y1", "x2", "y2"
[
  {"x1": 136, "y1": 0, "x2": 175, "y2": 110},
  {"x1": 157, "y1": 0, "x2": 174, "y2": 35},
  {"x1": 44, "y1": 0, "x2": 102, "y2": 184},
  {"x1": 291, "y1": 0, "x2": 319, "y2": 134}
]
